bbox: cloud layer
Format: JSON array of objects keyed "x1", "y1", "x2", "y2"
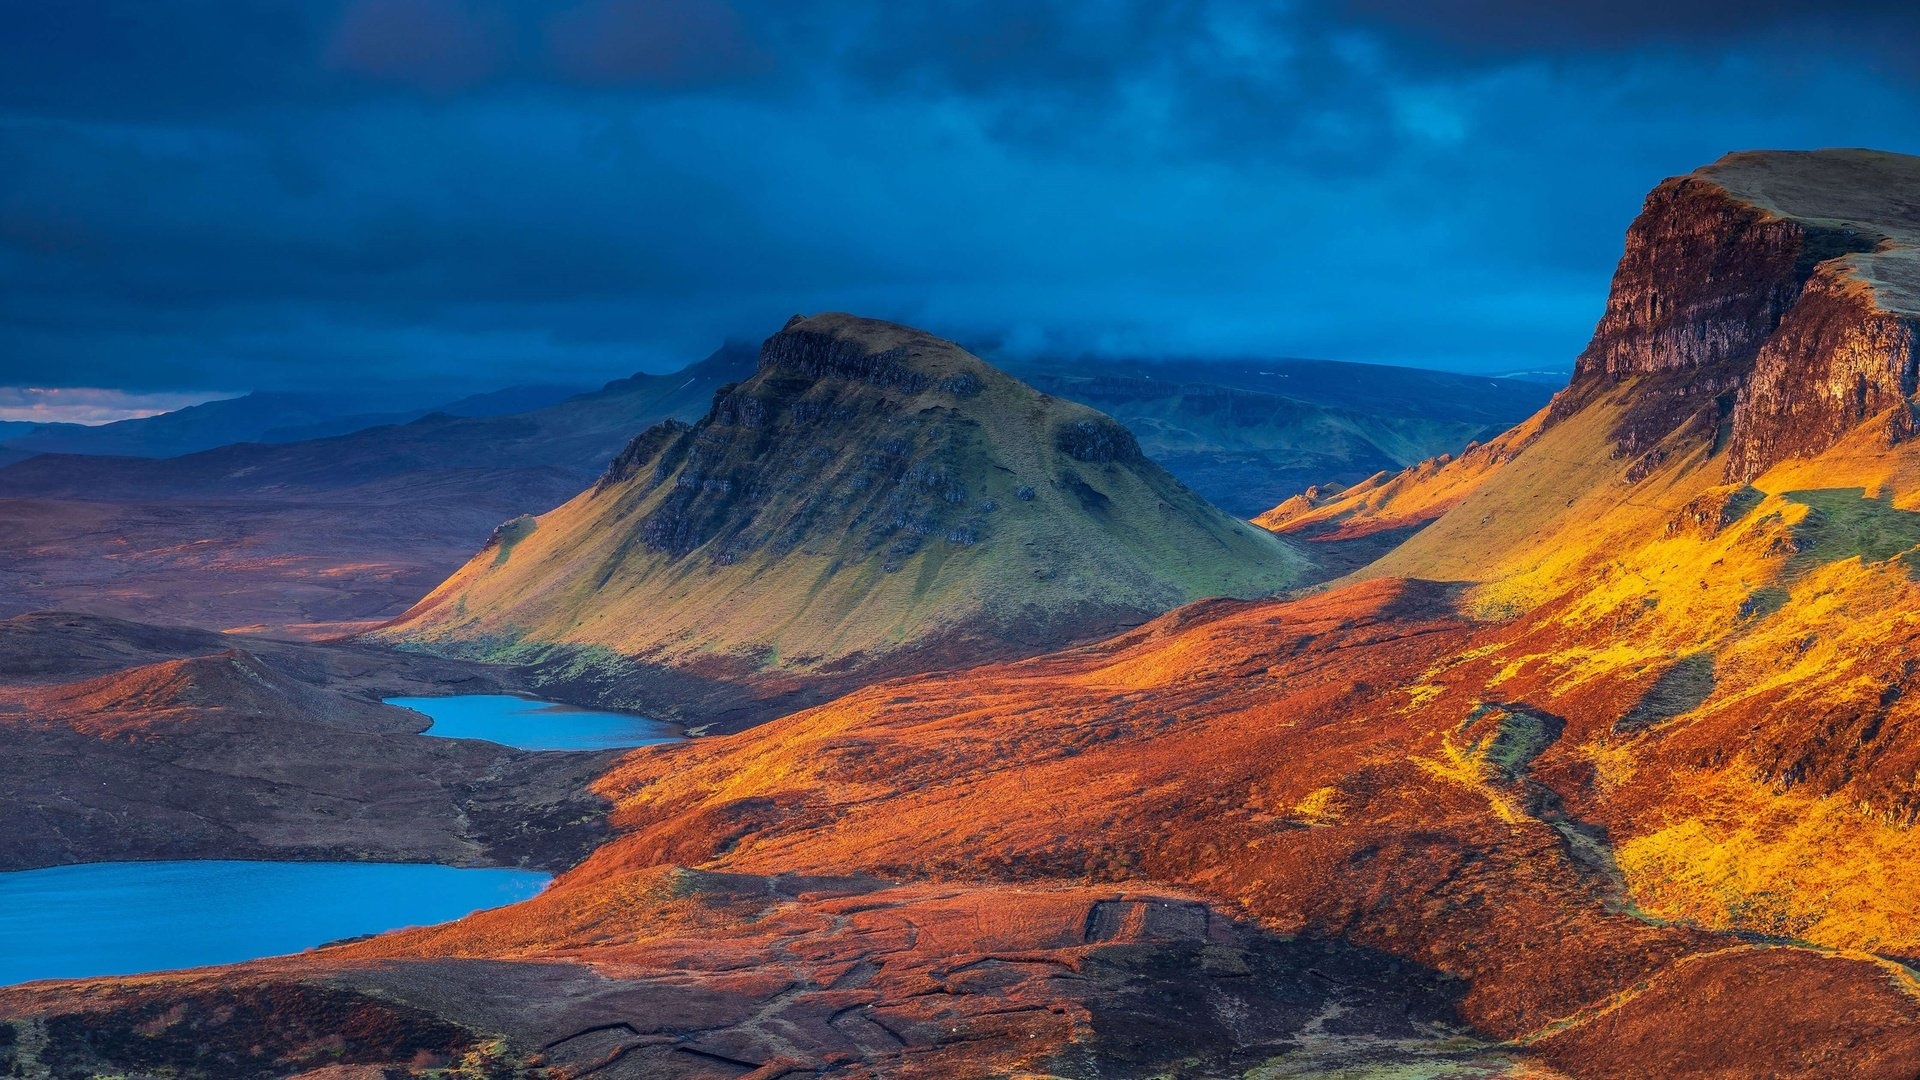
[
  {"x1": 1, "y1": 1, "x2": 1917, "y2": 395},
  {"x1": 0, "y1": 386, "x2": 235, "y2": 426}
]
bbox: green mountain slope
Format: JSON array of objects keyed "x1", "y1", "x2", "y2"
[{"x1": 379, "y1": 314, "x2": 1312, "y2": 722}]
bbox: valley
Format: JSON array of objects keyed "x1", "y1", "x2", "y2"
[
  {"x1": 0, "y1": 345, "x2": 757, "y2": 636},
  {"x1": 3, "y1": 147, "x2": 1920, "y2": 1079}
]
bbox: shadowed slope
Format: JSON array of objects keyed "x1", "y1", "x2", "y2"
[{"x1": 0, "y1": 620, "x2": 615, "y2": 873}]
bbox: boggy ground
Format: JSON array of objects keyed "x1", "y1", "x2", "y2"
[
  {"x1": 0, "y1": 611, "x2": 621, "y2": 872},
  {"x1": 8, "y1": 578, "x2": 1916, "y2": 1078}
]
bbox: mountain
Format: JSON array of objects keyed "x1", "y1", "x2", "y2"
[
  {"x1": 1255, "y1": 148, "x2": 1920, "y2": 967},
  {"x1": 0, "y1": 345, "x2": 753, "y2": 501},
  {"x1": 11, "y1": 151, "x2": 1920, "y2": 1079},
  {"x1": 1265, "y1": 148, "x2": 1920, "y2": 583},
  {"x1": 247, "y1": 382, "x2": 590, "y2": 444},
  {"x1": 0, "y1": 346, "x2": 755, "y2": 634},
  {"x1": 411, "y1": 382, "x2": 590, "y2": 419},
  {"x1": 1007, "y1": 356, "x2": 1552, "y2": 516},
  {"x1": 0, "y1": 391, "x2": 373, "y2": 458},
  {"x1": 0, "y1": 382, "x2": 602, "y2": 462},
  {"x1": 378, "y1": 313, "x2": 1312, "y2": 725}
]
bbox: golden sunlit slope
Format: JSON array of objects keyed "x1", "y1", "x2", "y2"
[
  {"x1": 1265, "y1": 148, "x2": 1920, "y2": 600},
  {"x1": 312, "y1": 579, "x2": 1920, "y2": 1077},
  {"x1": 1247, "y1": 148, "x2": 1920, "y2": 966},
  {"x1": 14, "y1": 153, "x2": 1920, "y2": 1080},
  {"x1": 378, "y1": 314, "x2": 1311, "y2": 722}
]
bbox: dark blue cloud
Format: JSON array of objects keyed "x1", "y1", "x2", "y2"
[{"x1": 0, "y1": 1, "x2": 1917, "y2": 395}]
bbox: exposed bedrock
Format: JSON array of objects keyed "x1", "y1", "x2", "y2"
[{"x1": 1558, "y1": 149, "x2": 1920, "y2": 482}]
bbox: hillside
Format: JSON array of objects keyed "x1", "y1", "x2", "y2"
[
  {"x1": 0, "y1": 613, "x2": 613, "y2": 872},
  {"x1": 1249, "y1": 148, "x2": 1920, "y2": 961},
  {"x1": 13, "y1": 579, "x2": 1917, "y2": 1077},
  {"x1": 1263, "y1": 148, "x2": 1920, "y2": 596},
  {"x1": 380, "y1": 314, "x2": 1312, "y2": 724},
  {"x1": 11, "y1": 150, "x2": 1920, "y2": 1078},
  {"x1": 1009, "y1": 357, "x2": 1551, "y2": 516}
]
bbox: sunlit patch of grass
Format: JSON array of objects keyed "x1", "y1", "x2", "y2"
[
  {"x1": 488, "y1": 514, "x2": 537, "y2": 567},
  {"x1": 1291, "y1": 786, "x2": 1346, "y2": 826},
  {"x1": 1582, "y1": 741, "x2": 1636, "y2": 794},
  {"x1": 1414, "y1": 733, "x2": 1524, "y2": 826},
  {"x1": 1616, "y1": 770, "x2": 1920, "y2": 954},
  {"x1": 1402, "y1": 683, "x2": 1445, "y2": 710}
]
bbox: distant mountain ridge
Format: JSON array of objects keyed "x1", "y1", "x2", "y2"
[
  {"x1": 1006, "y1": 356, "x2": 1551, "y2": 515},
  {"x1": 0, "y1": 346, "x2": 755, "y2": 501},
  {"x1": 0, "y1": 383, "x2": 595, "y2": 461},
  {"x1": 0, "y1": 346, "x2": 757, "y2": 633}
]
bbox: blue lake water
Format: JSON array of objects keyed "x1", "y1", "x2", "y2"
[
  {"x1": 0, "y1": 860, "x2": 550, "y2": 985},
  {"x1": 385, "y1": 693, "x2": 681, "y2": 751}
]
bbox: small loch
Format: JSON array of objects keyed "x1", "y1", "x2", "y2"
[
  {"x1": 385, "y1": 693, "x2": 682, "y2": 751},
  {"x1": 0, "y1": 860, "x2": 550, "y2": 986}
]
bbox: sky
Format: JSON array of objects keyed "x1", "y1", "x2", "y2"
[{"x1": 3, "y1": 1, "x2": 1919, "y2": 419}]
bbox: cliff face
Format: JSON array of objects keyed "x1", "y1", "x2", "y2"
[
  {"x1": 1726, "y1": 261, "x2": 1920, "y2": 478},
  {"x1": 1260, "y1": 149, "x2": 1920, "y2": 589},
  {"x1": 1563, "y1": 149, "x2": 1920, "y2": 482},
  {"x1": 1571, "y1": 175, "x2": 1858, "y2": 383}
]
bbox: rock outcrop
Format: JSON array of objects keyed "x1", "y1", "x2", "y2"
[
  {"x1": 1559, "y1": 149, "x2": 1920, "y2": 481},
  {"x1": 1264, "y1": 149, "x2": 1920, "y2": 577}
]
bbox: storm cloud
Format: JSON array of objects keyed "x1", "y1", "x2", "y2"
[{"x1": 2, "y1": 0, "x2": 1917, "y2": 397}]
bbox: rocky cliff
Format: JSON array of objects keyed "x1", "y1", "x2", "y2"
[
  {"x1": 1265, "y1": 149, "x2": 1920, "y2": 574},
  {"x1": 1561, "y1": 148, "x2": 1920, "y2": 482}
]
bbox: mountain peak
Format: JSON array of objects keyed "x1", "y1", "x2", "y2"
[
  {"x1": 758, "y1": 312, "x2": 999, "y2": 392},
  {"x1": 1261, "y1": 146, "x2": 1920, "y2": 577},
  {"x1": 381, "y1": 315, "x2": 1311, "y2": 725}
]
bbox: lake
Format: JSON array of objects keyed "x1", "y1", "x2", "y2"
[
  {"x1": 0, "y1": 860, "x2": 550, "y2": 985},
  {"x1": 385, "y1": 693, "x2": 682, "y2": 751}
]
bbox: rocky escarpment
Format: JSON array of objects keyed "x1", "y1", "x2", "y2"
[
  {"x1": 1257, "y1": 149, "x2": 1920, "y2": 590},
  {"x1": 1571, "y1": 169, "x2": 1877, "y2": 384},
  {"x1": 1719, "y1": 157, "x2": 1920, "y2": 477},
  {"x1": 1558, "y1": 149, "x2": 1920, "y2": 483},
  {"x1": 380, "y1": 313, "x2": 1311, "y2": 727}
]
